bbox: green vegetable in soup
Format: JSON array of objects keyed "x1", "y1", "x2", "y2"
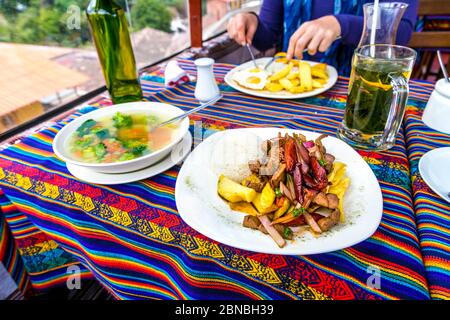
[
  {"x1": 77, "y1": 119, "x2": 97, "y2": 137},
  {"x1": 122, "y1": 140, "x2": 148, "y2": 156},
  {"x1": 119, "y1": 152, "x2": 137, "y2": 161},
  {"x1": 73, "y1": 135, "x2": 93, "y2": 150},
  {"x1": 94, "y1": 143, "x2": 107, "y2": 158},
  {"x1": 82, "y1": 147, "x2": 96, "y2": 159},
  {"x1": 131, "y1": 114, "x2": 148, "y2": 125},
  {"x1": 113, "y1": 112, "x2": 132, "y2": 128},
  {"x1": 91, "y1": 127, "x2": 110, "y2": 140}
]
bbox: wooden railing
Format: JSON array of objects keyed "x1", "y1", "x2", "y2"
[{"x1": 409, "y1": 0, "x2": 450, "y2": 48}]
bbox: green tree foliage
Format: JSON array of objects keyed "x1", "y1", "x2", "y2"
[
  {"x1": 131, "y1": 0, "x2": 172, "y2": 33},
  {"x1": 0, "y1": 0, "x2": 180, "y2": 46}
]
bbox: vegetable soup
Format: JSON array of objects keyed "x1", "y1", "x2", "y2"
[{"x1": 68, "y1": 112, "x2": 176, "y2": 163}]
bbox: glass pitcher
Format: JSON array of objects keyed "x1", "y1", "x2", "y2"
[
  {"x1": 358, "y1": 2, "x2": 408, "y2": 47},
  {"x1": 337, "y1": 45, "x2": 416, "y2": 151}
]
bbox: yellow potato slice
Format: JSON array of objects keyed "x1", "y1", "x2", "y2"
[
  {"x1": 299, "y1": 62, "x2": 313, "y2": 91},
  {"x1": 314, "y1": 78, "x2": 328, "y2": 85},
  {"x1": 218, "y1": 175, "x2": 256, "y2": 203},
  {"x1": 312, "y1": 63, "x2": 327, "y2": 72},
  {"x1": 273, "y1": 197, "x2": 291, "y2": 220},
  {"x1": 327, "y1": 162, "x2": 350, "y2": 222},
  {"x1": 252, "y1": 193, "x2": 278, "y2": 214},
  {"x1": 229, "y1": 202, "x2": 259, "y2": 216},
  {"x1": 279, "y1": 78, "x2": 294, "y2": 90},
  {"x1": 311, "y1": 68, "x2": 328, "y2": 80},
  {"x1": 312, "y1": 80, "x2": 324, "y2": 89},
  {"x1": 291, "y1": 78, "x2": 300, "y2": 87},
  {"x1": 260, "y1": 183, "x2": 276, "y2": 209},
  {"x1": 287, "y1": 71, "x2": 299, "y2": 80},
  {"x1": 288, "y1": 86, "x2": 304, "y2": 94},
  {"x1": 265, "y1": 82, "x2": 284, "y2": 92},
  {"x1": 269, "y1": 63, "x2": 293, "y2": 81}
]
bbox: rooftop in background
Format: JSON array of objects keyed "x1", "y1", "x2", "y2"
[{"x1": 0, "y1": 43, "x2": 90, "y2": 116}]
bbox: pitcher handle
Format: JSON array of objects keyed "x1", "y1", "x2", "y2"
[{"x1": 381, "y1": 74, "x2": 409, "y2": 146}]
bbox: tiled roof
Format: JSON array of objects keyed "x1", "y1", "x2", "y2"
[{"x1": 0, "y1": 43, "x2": 89, "y2": 115}]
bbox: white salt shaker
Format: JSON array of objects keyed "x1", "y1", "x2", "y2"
[
  {"x1": 194, "y1": 58, "x2": 220, "y2": 103},
  {"x1": 422, "y1": 78, "x2": 450, "y2": 134}
]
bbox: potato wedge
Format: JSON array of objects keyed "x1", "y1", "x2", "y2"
[
  {"x1": 269, "y1": 63, "x2": 293, "y2": 81},
  {"x1": 229, "y1": 202, "x2": 259, "y2": 216},
  {"x1": 290, "y1": 78, "x2": 300, "y2": 87},
  {"x1": 314, "y1": 78, "x2": 328, "y2": 85},
  {"x1": 252, "y1": 195, "x2": 278, "y2": 214},
  {"x1": 279, "y1": 78, "x2": 294, "y2": 90},
  {"x1": 265, "y1": 82, "x2": 283, "y2": 92},
  {"x1": 312, "y1": 63, "x2": 327, "y2": 72},
  {"x1": 288, "y1": 86, "x2": 304, "y2": 94},
  {"x1": 312, "y1": 80, "x2": 324, "y2": 89},
  {"x1": 311, "y1": 68, "x2": 328, "y2": 80},
  {"x1": 218, "y1": 175, "x2": 256, "y2": 203},
  {"x1": 287, "y1": 71, "x2": 299, "y2": 80},
  {"x1": 273, "y1": 197, "x2": 291, "y2": 220},
  {"x1": 299, "y1": 62, "x2": 312, "y2": 91},
  {"x1": 260, "y1": 183, "x2": 276, "y2": 209}
]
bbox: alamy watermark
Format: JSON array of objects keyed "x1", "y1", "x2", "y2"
[
  {"x1": 366, "y1": 265, "x2": 381, "y2": 290},
  {"x1": 66, "y1": 5, "x2": 81, "y2": 30},
  {"x1": 66, "y1": 265, "x2": 81, "y2": 290}
]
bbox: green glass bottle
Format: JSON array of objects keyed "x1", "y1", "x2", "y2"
[{"x1": 86, "y1": 0, "x2": 143, "y2": 104}]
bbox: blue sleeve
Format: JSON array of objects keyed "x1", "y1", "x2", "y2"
[
  {"x1": 334, "y1": 0, "x2": 418, "y2": 46},
  {"x1": 252, "y1": 0, "x2": 284, "y2": 51}
]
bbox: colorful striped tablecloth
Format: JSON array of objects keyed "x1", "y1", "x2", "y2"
[
  {"x1": 0, "y1": 59, "x2": 446, "y2": 299},
  {"x1": 403, "y1": 87, "x2": 450, "y2": 300}
]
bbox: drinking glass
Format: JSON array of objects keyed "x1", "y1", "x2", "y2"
[{"x1": 337, "y1": 44, "x2": 416, "y2": 150}]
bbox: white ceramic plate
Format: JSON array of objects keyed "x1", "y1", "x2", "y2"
[
  {"x1": 175, "y1": 128, "x2": 382, "y2": 255},
  {"x1": 224, "y1": 58, "x2": 338, "y2": 99},
  {"x1": 53, "y1": 102, "x2": 190, "y2": 174},
  {"x1": 67, "y1": 132, "x2": 192, "y2": 185},
  {"x1": 419, "y1": 147, "x2": 450, "y2": 203}
]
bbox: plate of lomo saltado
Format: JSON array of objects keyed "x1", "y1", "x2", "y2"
[
  {"x1": 224, "y1": 52, "x2": 338, "y2": 99},
  {"x1": 175, "y1": 128, "x2": 382, "y2": 255}
]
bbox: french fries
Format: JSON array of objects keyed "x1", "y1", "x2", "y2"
[{"x1": 263, "y1": 52, "x2": 329, "y2": 94}]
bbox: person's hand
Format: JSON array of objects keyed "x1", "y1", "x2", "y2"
[
  {"x1": 227, "y1": 12, "x2": 259, "y2": 46},
  {"x1": 286, "y1": 15, "x2": 341, "y2": 60}
]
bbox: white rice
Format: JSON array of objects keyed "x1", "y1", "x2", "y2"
[{"x1": 210, "y1": 131, "x2": 264, "y2": 182}]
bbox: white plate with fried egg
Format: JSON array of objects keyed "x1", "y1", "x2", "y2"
[{"x1": 224, "y1": 57, "x2": 338, "y2": 99}]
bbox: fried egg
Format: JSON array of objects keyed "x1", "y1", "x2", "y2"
[{"x1": 232, "y1": 67, "x2": 269, "y2": 90}]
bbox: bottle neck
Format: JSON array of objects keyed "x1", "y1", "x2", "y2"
[{"x1": 88, "y1": 0, "x2": 120, "y2": 11}]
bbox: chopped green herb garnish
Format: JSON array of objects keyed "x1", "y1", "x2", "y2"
[
  {"x1": 275, "y1": 187, "x2": 282, "y2": 197},
  {"x1": 283, "y1": 227, "x2": 293, "y2": 239},
  {"x1": 318, "y1": 159, "x2": 327, "y2": 167},
  {"x1": 293, "y1": 207, "x2": 306, "y2": 217}
]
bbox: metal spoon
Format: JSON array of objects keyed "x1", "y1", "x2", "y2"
[
  {"x1": 150, "y1": 94, "x2": 223, "y2": 131},
  {"x1": 245, "y1": 43, "x2": 259, "y2": 69},
  {"x1": 437, "y1": 50, "x2": 450, "y2": 83}
]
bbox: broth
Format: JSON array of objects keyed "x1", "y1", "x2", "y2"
[{"x1": 68, "y1": 112, "x2": 176, "y2": 163}]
